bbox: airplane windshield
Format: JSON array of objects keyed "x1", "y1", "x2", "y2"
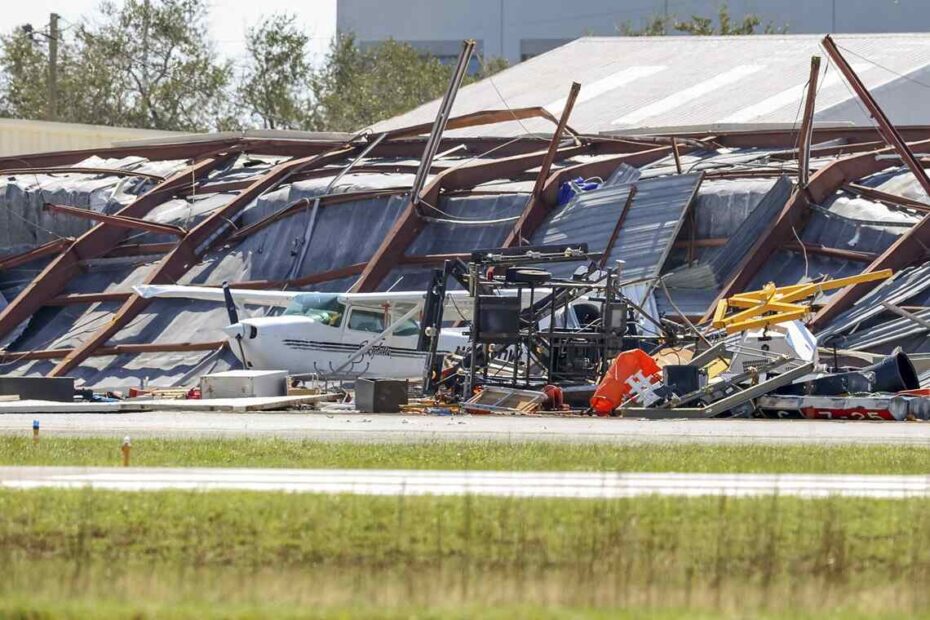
[{"x1": 283, "y1": 293, "x2": 345, "y2": 326}]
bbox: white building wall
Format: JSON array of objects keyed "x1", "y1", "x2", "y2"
[{"x1": 337, "y1": 0, "x2": 930, "y2": 64}]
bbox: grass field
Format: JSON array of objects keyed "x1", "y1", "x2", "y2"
[
  {"x1": 4, "y1": 435, "x2": 930, "y2": 473},
  {"x1": 3, "y1": 488, "x2": 930, "y2": 618},
  {"x1": 4, "y1": 436, "x2": 930, "y2": 617}
]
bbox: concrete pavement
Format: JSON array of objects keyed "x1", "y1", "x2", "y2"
[{"x1": 2, "y1": 412, "x2": 930, "y2": 444}]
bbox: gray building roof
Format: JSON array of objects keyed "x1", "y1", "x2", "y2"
[{"x1": 372, "y1": 34, "x2": 930, "y2": 136}]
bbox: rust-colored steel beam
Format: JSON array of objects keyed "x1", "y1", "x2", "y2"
[
  {"x1": 659, "y1": 126, "x2": 930, "y2": 150},
  {"x1": 0, "y1": 340, "x2": 225, "y2": 363},
  {"x1": 0, "y1": 139, "x2": 241, "y2": 171},
  {"x1": 844, "y1": 183, "x2": 930, "y2": 213},
  {"x1": 0, "y1": 238, "x2": 73, "y2": 271},
  {"x1": 45, "y1": 203, "x2": 187, "y2": 237},
  {"x1": 703, "y1": 139, "x2": 930, "y2": 324},
  {"x1": 46, "y1": 291, "x2": 133, "y2": 306},
  {"x1": 502, "y1": 145, "x2": 675, "y2": 248},
  {"x1": 529, "y1": 83, "x2": 581, "y2": 205},
  {"x1": 600, "y1": 187, "x2": 638, "y2": 268},
  {"x1": 787, "y1": 241, "x2": 877, "y2": 262},
  {"x1": 400, "y1": 253, "x2": 470, "y2": 265},
  {"x1": 0, "y1": 166, "x2": 166, "y2": 181},
  {"x1": 822, "y1": 35, "x2": 930, "y2": 199},
  {"x1": 49, "y1": 146, "x2": 356, "y2": 377},
  {"x1": 106, "y1": 242, "x2": 177, "y2": 258},
  {"x1": 351, "y1": 143, "x2": 588, "y2": 293},
  {"x1": 0, "y1": 153, "x2": 238, "y2": 343},
  {"x1": 797, "y1": 56, "x2": 822, "y2": 188},
  {"x1": 672, "y1": 238, "x2": 727, "y2": 249},
  {"x1": 227, "y1": 189, "x2": 409, "y2": 244},
  {"x1": 382, "y1": 107, "x2": 570, "y2": 141}
]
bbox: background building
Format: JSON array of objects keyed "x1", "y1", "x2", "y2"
[{"x1": 337, "y1": 0, "x2": 930, "y2": 64}]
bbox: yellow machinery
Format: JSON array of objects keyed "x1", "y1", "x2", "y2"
[{"x1": 711, "y1": 270, "x2": 893, "y2": 334}]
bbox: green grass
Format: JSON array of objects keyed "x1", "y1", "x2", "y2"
[
  {"x1": 3, "y1": 489, "x2": 930, "y2": 618},
  {"x1": 4, "y1": 435, "x2": 930, "y2": 474}
]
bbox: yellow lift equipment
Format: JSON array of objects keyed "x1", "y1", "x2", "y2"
[{"x1": 711, "y1": 270, "x2": 893, "y2": 334}]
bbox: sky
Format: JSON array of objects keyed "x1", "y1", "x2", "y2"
[{"x1": 1, "y1": 0, "x2": 338, "y2": 64}]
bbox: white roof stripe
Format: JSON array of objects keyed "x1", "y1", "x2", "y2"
[
  {"x1": 612, "y1": 64, "x2": 765, "y2": 126},
  {"x1": 544, "y1": 65, "x2": 667, "y2": 114},
  {"x1": 720, "y1": 63, "x2": 873, "y2": 124}
]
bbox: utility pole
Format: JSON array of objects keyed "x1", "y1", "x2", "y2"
[{"x1": 47, "y1": 13, "x2": 59, "y2": 121}]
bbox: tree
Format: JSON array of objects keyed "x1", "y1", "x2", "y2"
[
  {"x1": 0, "y1": 0, "x2": 230, "y2": 131},
  {"x1": 307, "y1": 34, "x2": 507, "y2": 132},
  {"x1": 80, "y1": 0, "x2": 231, "y2": 131},
  {"x1": 0, "y1": 25, "x2": 56, "y2": 120},
  {"x1": 618, "y1": 3, "x2": 786, "y2": 36},
  {"x1": 239, "y1": 13, "x2": 312, "y2": 130}
]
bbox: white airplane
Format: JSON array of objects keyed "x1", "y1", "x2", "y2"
[
  {"x1": 135, "y1": 284, "x2": 600, "y2": 380},
  {"x1": 134, "y1": 284, "x2": 475, "y2": 379}
]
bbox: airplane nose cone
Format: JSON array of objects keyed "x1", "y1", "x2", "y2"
[{"x1": 223, "y1": 322, "x2": 256, "y2": 340}]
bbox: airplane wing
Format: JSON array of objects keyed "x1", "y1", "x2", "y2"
[{"x1": 133, "y1": 284, "x2": 299, "y2": 308}]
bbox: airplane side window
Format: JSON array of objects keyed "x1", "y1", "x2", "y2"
[
  {"x1": 392, "y1": 317, "x2": 420, "y2": 337},
  {"x1": 348, "y1": 309, "x2": 385, "y2": 333},
  {"x1": 283, "y1": 294, "x2": 344, "y2": 327}
]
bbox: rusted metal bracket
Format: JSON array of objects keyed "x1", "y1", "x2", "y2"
[{"x1": 44, "y1": 203, "x2": 187, "y2": 237}]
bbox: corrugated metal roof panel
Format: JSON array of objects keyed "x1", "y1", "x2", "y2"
[
  {"x1": 605, "y1": 173, "x2": 703, "y2": 281},
  {"x1": 530, "y1": 184, "x2": 633, "y2": 278}
]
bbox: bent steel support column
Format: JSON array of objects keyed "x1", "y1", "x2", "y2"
[
  {"x1": 49, "y1": 146, "x2": 356, "y2": 377},
  {"x1": 797, "y1": 56, "x2": 821, "y2": 188},
  {"x1": 0, "y1": 152, "x2": 238, "y2": 342},
  {"x1": 510, "y1": 82, "x2": 581, "y2": 245},
  {"x1": 410, "y1": 40, "x2": 475, "y2": 213}
]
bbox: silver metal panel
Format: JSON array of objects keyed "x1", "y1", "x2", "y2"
[
  {"x1": 530, "y1": 183, "x2": 634, "y2": 279},
  {"x1": 605, "y1": 173, "x2": 703, "y2": 281}
]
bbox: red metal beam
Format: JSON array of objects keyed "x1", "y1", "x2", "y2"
[
  {"x1": 46, "y1": 292, "x2": 133, "y2": 306},
  {"x1": 0, "y1": 166, "x2": 165, "y2": 181},
  {"x1": 844, "y1": 183, "x2": 930, "y2": 213},
  {"x1": 45, "y1": 203, "x2": 187, "y2": 237},
  {"x1": 0, "y1": 152, "x2": 239, "y2": 343},
  {"x1": 105, "y1": 242, "x2": 177, "y2": 258},
  {"x1": 382, "y1": 106, "x2": 570, "y2": 141},
  {"x1": 49, "y1": 146, "x2": 356, "y2": 376},
  {"x1": 0, "y1": 340, "x2": 225, "y2": 363},
  {"x1": 0, "y1": 238, "x2": 73, "y2": 271}
]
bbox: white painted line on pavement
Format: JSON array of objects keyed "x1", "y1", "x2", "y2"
[{"x1": 2, "y1": 467, "x2": 929, "y2": 499}]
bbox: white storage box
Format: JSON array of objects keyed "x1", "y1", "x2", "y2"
[{"x1": 200, "y1": 370, "x2": 288, "y2": 399}]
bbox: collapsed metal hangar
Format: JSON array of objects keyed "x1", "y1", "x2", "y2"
[{"x1": 0, "y1": 34, "x2": 929, "y2": 387}]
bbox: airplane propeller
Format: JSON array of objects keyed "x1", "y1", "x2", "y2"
[{"x1": 222, "y1": 281, "x2": 249, "y2": 369}]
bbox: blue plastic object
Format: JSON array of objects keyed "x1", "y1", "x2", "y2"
[{"x1": 556, "y1": 177, "x2": 600, "y2": 206}]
